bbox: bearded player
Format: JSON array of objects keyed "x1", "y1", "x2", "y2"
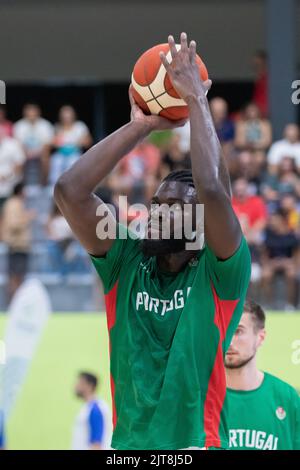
[
  {"x1": 226, "y1": 299, "x2": 300, "y2": 450},
  {"x1": 55, "y1": 33, "x2": 251, "y2": 450}
]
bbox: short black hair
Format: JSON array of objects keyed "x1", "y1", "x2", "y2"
[
  {"x1": 79, "y1": 372, "x2": 98, "y2": 390},
  {"x1": 162, "y1": 170, "x2": 195, "y2": 188},
  {"x1": 13, "y1": 182, "x2": 24, "y2": 196},
  {"x1": 244, "y1": 299, "x2": 266, "y2": 331}
]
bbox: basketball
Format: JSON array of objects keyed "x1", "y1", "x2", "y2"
[{"x1": 131, "y1": 43, "x2": 209, "y2": 121}]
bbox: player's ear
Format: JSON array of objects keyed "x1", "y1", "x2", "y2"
[{"x1": 257, "y1": 328, "x2": 266, "y2": 348}]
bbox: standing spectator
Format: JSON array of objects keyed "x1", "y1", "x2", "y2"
[
  {"x1": 232, "y1": 178, "x2": 268, "y2": 293},
  {"x1": 235, "y1": 103, "x2": 272, "y2": 153},
  {"x1": 14, "y1": 103, "x2": 54, "y2": 185},
  {"x1": 0, "y1": 105, "x2": 13, "y2": 137},
  {"x1": 72, "y1": 372, "x2": 112, "y2": 450},
  {"x1": 46, "y1": 203, "x2": 89, "y2": 275},
  {"x1": 49, "y1": 105, "x2": 92, "y2": 185},
  {"x1": 1, "y1": 183, "x2": 35, "y2": 301},
  {"x1": 267, "y1": 124, "x2": 300, "y2": 175},
  {"x1": 210, "y1": 97, "x2": 236, "y2": 175},
  {"x1": 261, "y1": 210, "x2": 299, "y2": 310},
  {"x1": 159, "y1": 133, "x2": 190, "y2": 180},
  {"x1": 0, "y1": 128, "x2": 25, "y2": 212},
  {"x1": 109, "y1": 140, "x2": 161, "y2": 204},
  {"x1": 252, "y1": 50, "x2": 269, "y2": 117}
]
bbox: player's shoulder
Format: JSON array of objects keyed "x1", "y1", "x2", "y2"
[{"x1": 264, "y1": 372, "x2": 300, "y2": 400}]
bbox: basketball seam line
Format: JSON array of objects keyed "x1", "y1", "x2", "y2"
[{"x1": 147, "y1": 84, "x2": 163, "y2": 110}]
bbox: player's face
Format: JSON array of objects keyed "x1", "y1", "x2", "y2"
[
  {"x1": 74, "y1": 377, "x2": 89, "y2": 399},
  {"x1": 141, "y1": 181, "x2": 198, "y2": 256},
  {"x1": 225, "y1": 313, "x2": 265, "y2": 369}
]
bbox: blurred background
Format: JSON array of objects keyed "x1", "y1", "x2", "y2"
[{"x1": 0, "y1": 0, "x2": 300, "y2": 450}]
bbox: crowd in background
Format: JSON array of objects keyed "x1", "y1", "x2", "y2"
[{"x1": 1, "y1": 50, "x2": 300, "y2": 309}]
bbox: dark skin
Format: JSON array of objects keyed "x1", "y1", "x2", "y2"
[{"x1": 54, "y1": 32, "x2": 241, "y2": 272}]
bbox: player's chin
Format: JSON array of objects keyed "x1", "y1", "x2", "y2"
[
  {"x1": 224, "y1": 355, "x2": 240, "y2": 369},
  {"x1": 140, "y1": 238, "x2": 186, "y2": 257}
]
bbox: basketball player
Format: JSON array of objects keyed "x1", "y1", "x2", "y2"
[
  {"x1": 55, "y1": 32, "x2": 251, "y2": 449},
  {"x1": 72, "y1": 372, "x2": 112, "y2": 450},
  {"x1": 226, "y1": 299, "x2": 300, "y2": 450}
]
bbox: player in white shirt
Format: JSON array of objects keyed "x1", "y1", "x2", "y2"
[{"x1": 72, "y1": 372, "x2": 112, "y2": 450}]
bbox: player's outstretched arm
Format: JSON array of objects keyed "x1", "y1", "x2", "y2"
[
  {"x1": 54, "y1": 90, "x2": 186, "y2": 257},
  {"x1": 160, "y1": 33, "x2": 241, "y2": 259}
]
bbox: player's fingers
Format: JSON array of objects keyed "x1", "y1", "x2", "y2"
[
  {"x1": 203, "y1": 79, "x2": 212, "y2": 92},
  {"x1": 168, "y1": 35, "x2": 177, "y2": 59},
  {"x1": 159, "y1": 51, "x2": 171, "y2": 72},
  {"x1": 180, "y1": 32, "x2": 188, "y2": 52},
  {"x1": 128, "y1": 85, "x2": 135, "y2": 107},
  {"x1": 189, "y1": 40, "x2": 197, "y2": 63}
]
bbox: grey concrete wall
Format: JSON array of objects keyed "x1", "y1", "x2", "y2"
[{"x1": 0, "y1": 0, "x2": 267, "y2": 82}]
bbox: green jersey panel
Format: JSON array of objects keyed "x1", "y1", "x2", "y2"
[
  {"x1": 227, "y1": 372, "x2": 300, "y2": 450},
  {"x1": 91, "y1": 224, "x2": 251, "y2": 450}
]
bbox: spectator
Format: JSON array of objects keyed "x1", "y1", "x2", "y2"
[
  {"x1": 232, "y1": 177, "x2": 268, "y2": 292},
  {"x1": 159, "y1": 133, "x2": 190, "y2": 180},
  {"x1": 0, "y1": 128, "x2": 25, "y2": 212},
  {"x1": 49, "y1": 105, "x2": 92, "y2": 185},
  {"x1": 252, "y1": 50, "x2": 269, "y2": 117},
  {"x1": 1, "y1": 182, "x2": 35, "y2": 300},
  {"x1": 267, "y1": 124, "x2": 300, "y2": 175},
  {"x1": 237, "y1": 149, "x2": 266, "y2": 186},
  {"x1": 0, "y1": 105, "x2": 13, "y2": 137},
  {"x1": 280, "y1": 192, "x2": 300, "y2": 233},
  {"x1": 109, "y1": 140, "x2": 161, "y2": 204},
  {"x1": 210, "y1": 97, "x2": 237, "y2": 176},
  {"x1": 46, "y1": 203, "x2": 89, "y2": 275},
  {"x1": 261, "y1": 209, "x2": 299, "y2": 310},
  {"x1": 235, "y1": 103, "x2": 272, "y2": 152},
  {"x1": 14, "y1": 103, "x2": 54, "y2": 185}
]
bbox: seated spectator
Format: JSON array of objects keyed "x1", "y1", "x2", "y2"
[
  {"x1": 232, "y1": 177, "x2": 268, "y2": 289},
  {"x1": 0, "y1": 128, "x2": 25, "y2": 213},
  {"x1": 237, "y1": 149, "x2": 267, "y2": 186},
  {"x1": 46, "y1": 204, "x2": 90, "y2": 275},
  {"x1": 14, "y1": 103, "x2": 54, "y2": 185},
  {"x1": 159, "y1": 133, "x2": 190, "y2": 180},
  {"x1": 49, "y1": 105, "x2": 92, "y2": 186},
  {"x1": 0, "y1": 105, "x2": 13, "y2": 137},
  {"x1": 280, "y1": 192, "x2": 300, "y2": 234},
  {"x1": 235, "y1": 103, "x2": 272, "y2": 153},
  {"x1": 1, "y1": 183, "x2": 35, "y2": 301},
  {"x1": 210, "y1": 97, "x2": 235, "y2": 148},
  {"x1": 261, "y1": 156, "x2": 300, "y2": 205},
  {"x1": 108, "y1": 140, "x2": 161, "y2": 204},
  {"x1": 267, "y1": 124, "x2": 300, "y2": 174},
  {"x1": 261, "y1": 210, "x2": 299, "y2": 310}
]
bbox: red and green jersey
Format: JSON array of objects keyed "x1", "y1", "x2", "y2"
[
  {"x1": 227, "y1": 372, "x2": 300, "y2": 450},
  {"x1": 91, "y1": 223, "x2": 251, "y2": 450}
]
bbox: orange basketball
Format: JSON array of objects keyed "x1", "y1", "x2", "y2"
[{"x1": 131, "y1": 43, "x2": 209, "y2": 121}]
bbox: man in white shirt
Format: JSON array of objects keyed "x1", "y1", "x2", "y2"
[
  {"x1": 0, "y1": 129, "x2": 25, "y2": 208},
  {"x1": 267, "y1": 124, "x2": 300, "y2": 173},
  {"x1": 14, "y1": 103, "x2": 54, "y2": 184},
  {"x1": 72, "y1": 372, "x2": 112, "y2": 450}
]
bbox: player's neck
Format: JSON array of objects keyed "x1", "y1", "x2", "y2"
[
  {"x1": 84, "y1": 393, "x2": 97, "y2": 403},
  {"x1": 226, "y1": 359, "x2": 264, "y2": 392},
  {"x1": 156, "y1": 251, "x2": 196, "y2": 273}
]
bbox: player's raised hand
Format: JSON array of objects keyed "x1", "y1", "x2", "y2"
[
  {"x1": 160, "y1": 32, "x2": 212, "y2": 103},
  {"x1": 128, "y1": 85, "x2": 187, "y2": 132}
]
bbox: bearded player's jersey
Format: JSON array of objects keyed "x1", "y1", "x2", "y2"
[
  {"x1": 91, "y1": 223, "x2": 251, "y2": 450},
  {"x1": 227, "y1": 372, "x2": 300, "y2": 450}
]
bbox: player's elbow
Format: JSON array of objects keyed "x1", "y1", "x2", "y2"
[{"x1": 54, "y1": 173, "x2": 74, "y2": 205}]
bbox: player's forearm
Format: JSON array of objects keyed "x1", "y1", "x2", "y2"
[
  {"x1": 55, "y1": 120, "x2": 149, "y2": 201},
  {"x1": 187, "y1": 95, "x2": 229, "y2": 199}
]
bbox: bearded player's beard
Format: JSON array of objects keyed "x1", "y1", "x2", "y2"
[
  {"x1": 140, "y1": 237, "x2": 187, "y2": 257},
  {"x1": 225, "y1": 352, "x2": 256, "y2": 370}
]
